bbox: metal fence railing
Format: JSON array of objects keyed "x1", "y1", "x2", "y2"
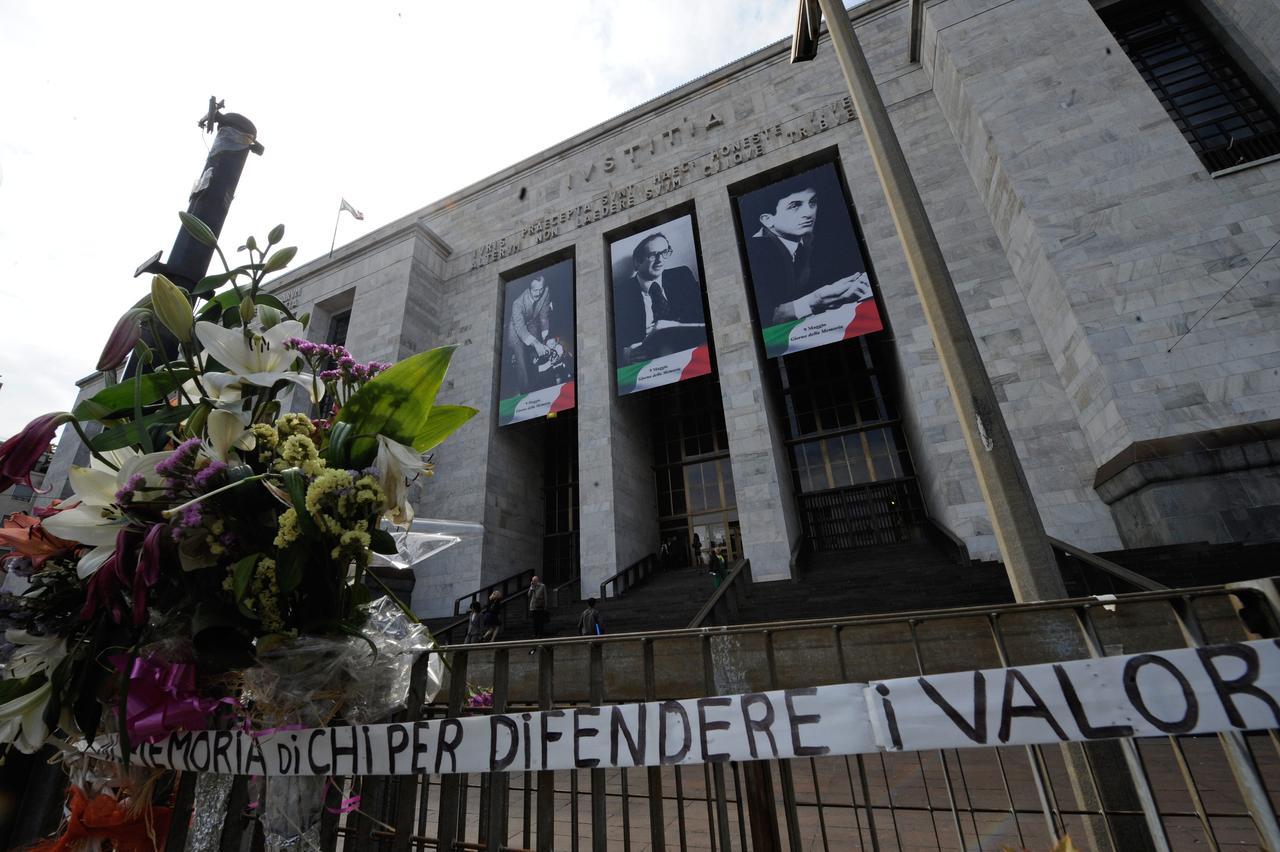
[{"x1": 26, "y1": 579, "x2": 1280, "y2": 851}]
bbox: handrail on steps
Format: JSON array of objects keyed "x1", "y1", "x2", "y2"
[
  {"x1": 435, "y1": 572, "x2": 581, "y2": 645},
  {"x1": 452, "y1": 566, "x2": 536, "y2": 616},
  {"x1": 688, "y1": 558, "x2": 751, "y2": 628},
  {"x1": 599, "y1": 553, "x2": 659, "y2": 601}
]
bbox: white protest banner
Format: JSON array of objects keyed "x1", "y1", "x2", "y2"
[
  {"x1": 867, "y1": 639, "x2": 1280, "y2": 752},
  {"x1": 87, "y1": 684, "x2": 872, "y2": 777},
  {"x1": 82, "y1": 640, "x2": 1280, "y2": 776}
]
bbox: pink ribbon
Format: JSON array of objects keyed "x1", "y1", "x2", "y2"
[
  {"x1": 111, "y1": 655, "x2": 222, "y2": 744},
  {"x1": 325, "y1": 778, "x2": 361, "y2": 815}
]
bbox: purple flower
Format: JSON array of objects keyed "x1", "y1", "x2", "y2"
[
  {"x1": 193, "y1": 460, "x2": 227, "y2": 489},
  {"x1": 320, "y1": 369, "x2": 341, "y2": 381},
  {"x1": 114, "y1": 473, "x2": 146, "y2": 504},
  {"x1": 97, "y1": 310, "x2": 145, "y2": 371},
  {"x1": 177, "y1": 504, "x2": 203, "y2": 528},
  {"x1": 155, "y1": 437, "x2": 202, "y2": 478}
]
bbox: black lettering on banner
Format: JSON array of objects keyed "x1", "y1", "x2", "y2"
[
  {"x1": 918, "y1": 672, "x2": 988, "y2": 744},
  {"x1": 190, "y1": 732, "x2": 212, "y2": 772},
  {"x1": 309, "y1": 729, "x2": 331, "y2": 774},
  {"x1": 784, "y1": 688, "x2": 830, "y2": 757},
  {"x1": 1123, "y1": 655, "x2": 1199, "y2": 734},
  {"x1": 522, "y1": 714, "x2": 533, "y2": 771},
  {"x1": 490, "y1": 715, "x2": 519, "y2": 771},
  {"x1": 541, "y1": 710, "x2": 565, "y2": 768},
  {"x1": 574, "y1": 708, "x2": 602, "y2": 768},
  {"x1": 133, "y1": 743, "x2": 152, "y2": 769},
  {"x1": 1197, "y1": 644, "x2": 1280, "y2": 728},
  {"x1": 435, "y1": 719, "x2": 463, "y2": 773},
  {"x1": 386, "y1": 724, "x2": 410, "y2": 775},
  {"x1": 245, "y1": 738, "x2": 267, "y2": 776},
  {"x1": 875, "y1": 684, "x2": 903, "y2": 750},
  {"x1": 998, "y1": 670, "x2": 1069, "y2": 744},
  {"x1": 169, "y1": 730, "x2": 194, "y2": 769},
  {"x1": 275, "y1": 741, "x2": 293, "y2": 775},
  {"x1": 331, "y1": 726, "x2": 359, "y2": 775},
  {"x1": 741, "y1": 693, "x2": 779, "y2": 759},
  {"x1": 412, "y1": 721, "x2": 432, "y2": 773},
  {"x1": 150, "y1": 741, "x2": 166, "y2": 769},
  {"x1": 213, "y1": 731, "x2": 234, "y2": 773},
  {"x1": 659, "y1": 701, "x2": 692, "y2": 765},
  {"x1": 1052, "y1": 665, "x2": 1134, "y2": 739},
  {"x1": 292, "y1": 735, "x2": 303, "y2": 778},
  {"x1": 362, "y1": 726, "x2": 374, "y2": 774},
  {"x1": 697, "y1": 697, "x2": 733, "y2": 763},
  {"x1": 611, "y1": 705, "x2": 647, "y2": 766},
  {"x1": 235, "y1": 731, "x2": 242, "y2": 771}
]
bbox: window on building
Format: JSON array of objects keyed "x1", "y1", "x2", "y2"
[
  {"x1": 1099, "y1": 0, "x2": 1280, "y2": 171},
  {"x1": 326, "y1": 310, "x2": 351, "y2": 347}
]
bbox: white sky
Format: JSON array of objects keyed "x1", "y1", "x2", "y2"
[{"x1": 0, "y1": 0, "x2": 807, "y2": 440}]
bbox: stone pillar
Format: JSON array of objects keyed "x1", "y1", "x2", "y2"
[
  {"x1": 575, "y1": 244, "x2": 660, "y2": 598},
  {"x1": 697, "y1": 193, "x2": 803, "y2": 582}
]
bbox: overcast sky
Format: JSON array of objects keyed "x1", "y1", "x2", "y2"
[{"x1": 0, "y1": 0, "x2": 809, "y2": 440}]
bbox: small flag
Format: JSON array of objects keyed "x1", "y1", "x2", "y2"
[{"x1": 340, "y1": 198, "x2": 364, "y2": 221}]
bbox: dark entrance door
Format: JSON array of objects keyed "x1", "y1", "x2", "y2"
[
  {"x1": 652, "y1": 376, "x2": 740, "y2": 569},
  {"x1": 776, "y1": 336, "x2": 925, "y2": 552}
]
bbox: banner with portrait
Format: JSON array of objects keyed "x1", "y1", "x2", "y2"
[
  {"x1": 609, "y1": 215, "x2": 713, "y2": 396},
  {"x1": 498, "y1": 258, "x2": 576, "y2": 426},
  {"x1": 734, "y1": 163, "x2": 883, "y2": 359}
]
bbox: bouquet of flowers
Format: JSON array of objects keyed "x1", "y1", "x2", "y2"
[{"x1": 0, "y1": 215, "x2": 475, "y2": 847}]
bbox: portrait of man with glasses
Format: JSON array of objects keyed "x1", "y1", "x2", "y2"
[{"x1": 610, "y1": 217, "x2": 708, "y2": 367}]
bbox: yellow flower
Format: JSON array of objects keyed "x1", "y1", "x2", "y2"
[{"x1": 276, "y1": 412, "x2": 316, "y2": 438}]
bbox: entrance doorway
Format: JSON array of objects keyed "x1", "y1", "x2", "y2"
[{"x1": 652, "y1": 376, "x2": 740, "y2": 569}]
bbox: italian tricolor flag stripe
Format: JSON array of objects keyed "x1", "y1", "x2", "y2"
[
  {"x1": 617, "y1": 345, "x2": 712, "y2": 396},
  {"x1": 762, "y1": 299, "x2": 884, "y2": 358},
  {"x1": 499, "y1": 381, "x2": 576, "y2": 426}
]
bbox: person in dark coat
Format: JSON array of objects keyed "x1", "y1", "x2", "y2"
[
  {"x1": 577, "y1": 598, "x2": 603, "y2": 636},
  {"x1": 528, "y1": 575, "x2": 549, "y2": 638},
  {"x1": 613, "y1": 232, "x2": 707, "y2": 365},
  {"x1": 482, "y1": 590, "x2": 505, "y2": 642},
  {"x1": 463, "y1": 600, "x2": 484, "y2": 644}
]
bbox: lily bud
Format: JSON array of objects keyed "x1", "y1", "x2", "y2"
[
  {"x1": 96, "y1": 309, "x2": 147, "y2": 371},
  {"x1": 0, "y1": 412, "x2": 72, "y2": 493},
  {"x1": 239, "y1": 295, "x2": 255, "y2": 326},
  {"x1": 151, "y1": 275, "x2": 193, "y2": 343},
  {"x1": 257, "y1": 305, "x2": 283, "y2": 329}
]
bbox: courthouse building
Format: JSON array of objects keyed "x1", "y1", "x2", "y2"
[{"x1": 256, "y1": 0, "x2": 1278, "y2": 617}]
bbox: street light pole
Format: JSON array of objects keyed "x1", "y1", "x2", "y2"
[{"x1": 797, "y1": 0, "x2": 1065, "y2": 601}]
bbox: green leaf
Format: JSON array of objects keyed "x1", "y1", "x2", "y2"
[
  {"x1": 263, "y1": 246, "x2": 297, "y2": 273},
  {"x1": 324, "y1": 420, "x2": 354, "y2": 468},
  {"x1": 197, "y1": 289, "x2": 291, "y2": 320},
  {"x1": 178, "y1": 211, "x2": 219, "y2": 248},
  {"x1": 232, "y1": 554, "x2": 258, "y2": 603},
  {"x1": 90, "y1": 405, "x2": 194, "y2": 452},
  {"x1": 336, "y1": 346, "x2": 457, "y2": 467},
  {"x1": 73, "y1": 371, "x2": 194, "y2": 420},
  {"x1": 412, "y1": 404, "x2": 477, "y2": 453},
  {"x1": 275, "y1": 549, "x2": 303, "y2": 595},
  {"x1": 191, "y1": 271, "x2": 234, "y2": 297},
  {"x1": 369, "y1": 528, "x2": 397, "y2": 555},
  {"x1": 281, "y1": 468, "x2": 318, "y2": 536}
]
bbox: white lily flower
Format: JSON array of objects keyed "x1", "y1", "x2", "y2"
[
  {"x1": 374, "y1": 435, "x2": 430, "y2": 526},
  {"x1": 195, "y1": 320, "x2": 320, "y2": 401},
  {"x1": 0, "y1": 678, "x2": 54, "y2": 753},
  {"x1": 5, "y1": 630, "x2": 67, "y2": 679},
  {"x1": 42, "y1": 449, "x2": 169, "y2": 578},
  {"x1": 206, "y1": 409, "x2": 257, "y2": 462}
]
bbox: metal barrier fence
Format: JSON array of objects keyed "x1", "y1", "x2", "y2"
[{"x1": 303, "y1": 579, "x2": 1280, "y2": 852}]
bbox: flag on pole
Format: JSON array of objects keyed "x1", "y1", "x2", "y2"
[{"x1": 339, "y1": 198, "x2": 364, "y2": 221}]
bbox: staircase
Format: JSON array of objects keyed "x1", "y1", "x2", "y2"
[{"x1": 730, "y1": 541, "x2": 1014, "y2": 625}]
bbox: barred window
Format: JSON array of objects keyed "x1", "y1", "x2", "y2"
[{"x1": 1100, "y1": 1, "x2": 1280, "y2": 171}]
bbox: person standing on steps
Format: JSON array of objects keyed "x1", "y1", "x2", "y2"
[
  {"x1": 691, "y1": 532, "x2": 702, "y2": 570},
  {"x1": 528, "y1": 575, "x2": 549, "y2": 639},
  {"x1": 482, "y1": 590, "x2": 504, "y2": 642},
  {"x1": 463, "y1": 600, "x2": 484, "y2": 644},
  {"x1": 577, "y1": 598, "x2": 603, "y2": 636}
]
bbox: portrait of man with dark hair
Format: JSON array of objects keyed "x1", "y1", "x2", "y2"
[
  {"x1": 498, "y1": 258, "x2": 577, "y2": 425},
  {"x1": 736, "y1": 163, "x2": 883, "y2": 358}
]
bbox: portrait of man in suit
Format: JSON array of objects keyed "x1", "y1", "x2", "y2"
[
  {"x1": 498, "y1": 258, "x2": 577, "y2": 426},
  {"x1": 612, "y1": 228, "x2": 708, "y2": 366},
  {"x1": 504, "y1": 272, "x2": 555, "y2": 393},
  {"x1": 736, "y1": 163, "x2": 882, "y2": 358}
]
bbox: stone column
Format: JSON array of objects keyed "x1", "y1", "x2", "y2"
[
  {"x1": 575, "y1": 243, "x2": 659, "y2": 598},
  {"x1": 697, "y1": 192, "x2": 803, "y2": 583}
]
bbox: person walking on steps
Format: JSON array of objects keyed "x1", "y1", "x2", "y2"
[
  {"x1": 464, "y1": 600, "x2": 484, "y2": 643},
  {"x1": 482, "y1": 590, "x2": 504, "y2": 642},
  {"x1": 577, "y1": 598, "x2": 603, "y2": 636},
  {"x1": 528, "y1": 575, "x2": 550, "y2": 639}
]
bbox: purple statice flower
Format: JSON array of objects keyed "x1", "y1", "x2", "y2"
[
  {"x1": 337, "y1": 356, "x2": 356, "y2": 370},
  {"x1": 193, "y1": 460, "x2": 227, "y2": 490},
  {"x1": 177, "y1": 504, "x2": 203, "y2": 529},
  {"x1": 320, "y1": 369, "x2": 341, "y2": 381},
  {"x1": 155, "y1": 437, "x2": 203, "y2": 478},
  {"x1": 114, "y1": 472, "x2": 146, "y2": 504},
  {"x1": 219, "y1": 531, "x2": 236, "y2": 547}
]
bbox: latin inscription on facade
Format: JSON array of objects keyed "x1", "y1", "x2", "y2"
[{"x1": 470, "y1": 97, "x2": 856, "y2": 269}]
